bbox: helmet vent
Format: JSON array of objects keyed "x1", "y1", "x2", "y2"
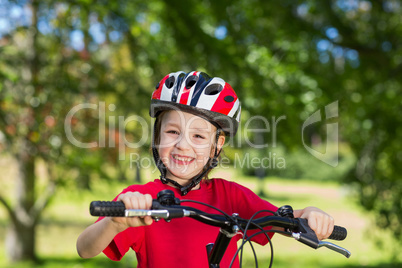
[
  {"x1": 224, "y1": 95, "x2": 235, "y2": 102},
  {"x1": 185, "y1": 75, "x2": 198, "y2": 89},
  {"x1": 204, "y1": 84, "x2": 223, "y2": 95},
  {"x1": 165, "y1": 76, "x2": 175, "y2": 89}
]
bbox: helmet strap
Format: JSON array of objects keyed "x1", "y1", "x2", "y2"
[{"x1": 152, "y1": 118, "x2": 167, "y2": 178}]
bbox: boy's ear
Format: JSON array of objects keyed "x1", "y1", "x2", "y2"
[{"x1": 217, "y1": 135, "x2": 226, "y2": 152}]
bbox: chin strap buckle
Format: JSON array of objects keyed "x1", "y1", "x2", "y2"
[{"x1": 160, "y1": 176, "x2": 199, "y2": 196}]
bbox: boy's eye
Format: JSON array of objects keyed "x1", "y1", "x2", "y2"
[
  {"x1": 194, "y1": 134, "x2": 205, "y2": 139},
  {"x1": 166, "y1": 130, "x2": 179, "y2": 135}
]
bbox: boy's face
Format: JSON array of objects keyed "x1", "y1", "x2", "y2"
[{"x1": 158, "y1": 110, "x2": 225, "y2": 186}]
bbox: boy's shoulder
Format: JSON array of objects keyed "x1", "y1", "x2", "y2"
[
  {"x1": 209, "y1": 178, "x2": 233, "y2": 185},
  {"x1": 208, "y1": 178, "x2": 268, "y2": 206},
  {"x1": 208, "y1": 178, "x2": 249, "y2": 191}
]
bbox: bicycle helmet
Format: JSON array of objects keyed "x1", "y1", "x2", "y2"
[
  {"x1": 150, "y1": 71, "x2": 241, "y2": 195},
  {"x1": 150, "y1": 71, "x2": 241, "y2": 136}
]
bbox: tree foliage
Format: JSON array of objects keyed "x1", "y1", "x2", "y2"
[{"x1": 0, "y1": 0, "x2": 401, "y2": 262}]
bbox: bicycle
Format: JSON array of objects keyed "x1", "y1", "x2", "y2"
[{"x1": 90, "y1": 189, "x2": 351, "y2": 268}]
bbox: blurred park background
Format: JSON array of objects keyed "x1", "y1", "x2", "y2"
[{"x1": 0, "y1": 0, "x2": 401, "y2": 267}]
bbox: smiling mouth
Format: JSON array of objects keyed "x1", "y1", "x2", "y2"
[{"x1": 171, "y1": 154, "x2": 195, "y2": 165}]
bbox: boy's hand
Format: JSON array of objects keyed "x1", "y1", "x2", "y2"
[
  {"x1": 111, "y1": 191, "x2": 153, "y2": 231},
  {"x1": 295, "y1": 207, "x2": 334, "y2": 240}
]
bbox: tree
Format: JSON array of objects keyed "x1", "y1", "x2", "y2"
[{"x1": 0, "y1": 0, "x2": 152, "y2": 261}]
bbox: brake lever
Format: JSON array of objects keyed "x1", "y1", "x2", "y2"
[
  {"x1": 317, "y1": 241, "x2": 351, "y2": 258},
  {"x1": 292, "y1": 218, "x2": 351, "y2": 258}
]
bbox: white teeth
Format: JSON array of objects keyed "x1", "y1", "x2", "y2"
[{"x1": 172, "y1": 155, "x2": 193, "y2": 162}]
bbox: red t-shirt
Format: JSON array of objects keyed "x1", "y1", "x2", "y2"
[{"x1": 99, "y1": 178, "x2": 278, "y2": 268}]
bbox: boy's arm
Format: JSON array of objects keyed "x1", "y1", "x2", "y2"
[
  {"x1": 76, "y1": 217, "x2": 126, "y2": 258},
  {"x1": 76, "y1": 192, "x2": 153, "y2": 259}
]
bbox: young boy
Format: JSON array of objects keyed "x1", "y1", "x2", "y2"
[{"x1": 77, "y1": 71, "x2": 335, "y2": 267}]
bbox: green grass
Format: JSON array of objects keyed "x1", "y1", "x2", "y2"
[{"x1": 0, "y1": 167, "x2": 401, "y2": 267}]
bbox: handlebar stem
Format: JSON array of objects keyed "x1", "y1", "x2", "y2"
[{"x1": 207, "y1": 225, "x2": 240, "y2": 267}]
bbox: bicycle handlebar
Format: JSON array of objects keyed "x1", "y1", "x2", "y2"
[
  {"x1": 89, "y1": 200, "x2": 347, "y2": 240},
  {"x1": 90, "y1": 190, "x2": 351, "y2": 259}
]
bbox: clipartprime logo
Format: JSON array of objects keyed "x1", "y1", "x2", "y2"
[
  {"x1": 64, "y1": 102, "x2": 288, "y2": 159},
  {"x1": 64, "y1": 101, "x2": 339, "y2": 168}
]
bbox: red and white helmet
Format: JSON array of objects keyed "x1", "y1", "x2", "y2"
[{"x1": 150, "y1": 71, "x2": 241, "y2": 136}]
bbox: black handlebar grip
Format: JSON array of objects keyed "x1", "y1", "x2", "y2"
[
  {"x1": 328, "y1": 225, "x2": 347, "y2": 241},
  {"x1": 90, "y1": 201, "x2": 126, "y2": 217}
]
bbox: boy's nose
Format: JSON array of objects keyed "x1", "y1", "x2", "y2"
[{"x1": 175, "y1": 134, "x2": 191, "y2": 150}]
